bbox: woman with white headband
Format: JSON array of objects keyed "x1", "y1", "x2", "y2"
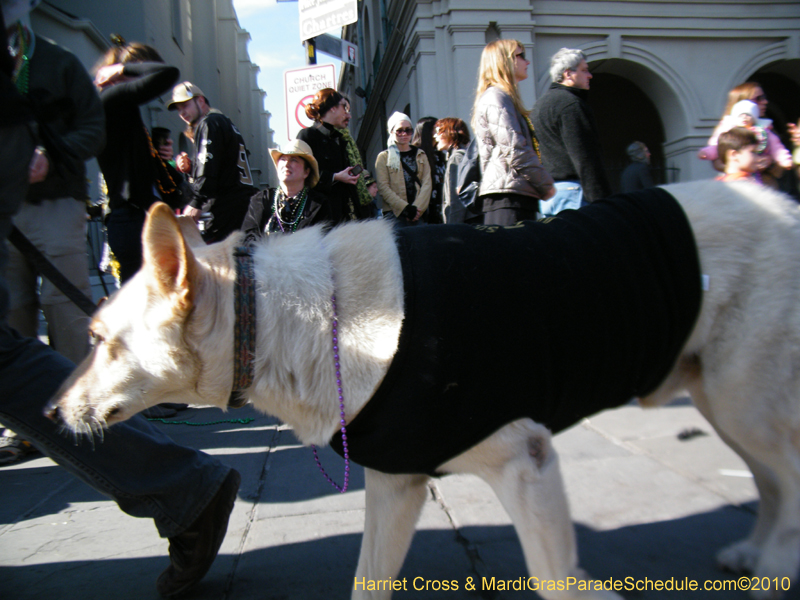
[{"x1": 374, "y1": 111, "x2": 432, "y2": 225}]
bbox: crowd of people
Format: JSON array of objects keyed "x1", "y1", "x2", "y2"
[
  {"x1": 1, "y1": 2, "x2": 241, "y2": 599},
  {"x1": 2, "y1": 0, "x2": 800, "y2": 595}
]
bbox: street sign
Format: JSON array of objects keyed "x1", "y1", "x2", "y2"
[
  {"x1": 311, "y1": 32, "x2": 358, "y2": 66},
  {"x1": 299, "y1": 0, "x2": 357, "y2": 42},
  {"x1": 283, "y1": 64, "x2": 337, "y2": 141},
  {"x1": 342, "y1": 40, "x2": 358, "y2": 66}
]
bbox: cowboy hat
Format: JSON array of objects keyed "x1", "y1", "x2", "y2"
[
  {"x1": 167, "y1": 82, "x2": 207, "y2": 110},
  {"x1": 270, "y1": 140, "x2": 320, "y2": 188}
]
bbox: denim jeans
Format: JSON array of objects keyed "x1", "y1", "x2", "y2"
[
  {"x1": 539, "y1": 181, "x2": 586, "y2": 217},
  {"x1": 0, "y1": 123, "x2": 230, "y2": 539}
]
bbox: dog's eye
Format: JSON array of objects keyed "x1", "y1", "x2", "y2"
[{"x1": 89, "y1": 330, "x2": 105, "y2": 344}]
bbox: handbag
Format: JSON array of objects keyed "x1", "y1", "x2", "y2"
[{"x1": 455, "y1": 137, "x2": 481, "y2": 214}]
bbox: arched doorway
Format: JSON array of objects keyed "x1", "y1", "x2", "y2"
[{"x1": 587, "y1": 72, "x2": 669, "y2": 193}]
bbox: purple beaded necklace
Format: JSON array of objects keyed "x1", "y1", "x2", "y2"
[{"x1": 311, "y1": 293, "x2": 350, "y2": 493}]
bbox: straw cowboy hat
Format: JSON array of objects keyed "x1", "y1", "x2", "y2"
[{"x1": 270, "y1": 140, "x2": 320, "y2": 189}]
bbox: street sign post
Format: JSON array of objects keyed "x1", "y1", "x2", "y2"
[{"x1": 283, "y1": 64, "x2": 337, "y2": 141}]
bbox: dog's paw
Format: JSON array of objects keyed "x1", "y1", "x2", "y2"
[
  {"x1": 748, "y1": 587, "x2": 785, "y2": 600},
  {"x1": 717, "y1": 540, "x2": 760, "y2": 574},
  {"x1": 749, "y1": 549, "x2": 799, "y2": 600}
]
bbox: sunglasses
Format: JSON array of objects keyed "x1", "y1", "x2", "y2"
[
  {"x1": 514, "y1": 51, "x2": 526, "y2": 61},
  {"x1": 395, "y1": 127, "x2": 413, "y2": 135},
  {"x1": 753, "y1": 94, "x2": 767, "y2": 102}
]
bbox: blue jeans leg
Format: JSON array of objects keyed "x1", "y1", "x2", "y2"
[
  {"x1": 539, "y1": 181, "x2": 585, "y2": 217},
  {"x1": 0, "y1": 130, "x2": 230, "y2": 538},
  {"x1": 0, "y1": 328, "x2": 230, "y2": 538}
]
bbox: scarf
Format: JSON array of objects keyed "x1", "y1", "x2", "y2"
[
  {"x1": 523, "y1": 114, "x2": 542, "y2": 163},
  {"x1": 386, "y1": 144, "x2": 401, "y2": 172},
  {"x1": 338, "y1": 127, "x2": 373, "y2": 206}
]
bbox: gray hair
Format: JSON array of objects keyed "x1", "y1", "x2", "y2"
[
  {"x1": 626, "y1": 141, "x2": 649, "y2": 163},
  {"x1": 549, "y1": 48, "x2": 587, "y2": 83}
]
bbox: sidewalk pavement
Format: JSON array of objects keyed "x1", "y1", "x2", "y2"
[{"x1": 1, "y1": 398, "x2": 796, "y2": 600}]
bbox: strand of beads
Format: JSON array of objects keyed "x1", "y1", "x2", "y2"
[
  {"x1": 311, "y1": 293, "x2": 350, "y2": 493},
  {"x1": 274, "y1": 187, "x2": 309, "y2": 232}
]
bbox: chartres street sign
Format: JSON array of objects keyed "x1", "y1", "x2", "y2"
[{"x1": 299, "y1": 0, "x2": 357, "y2": 42}]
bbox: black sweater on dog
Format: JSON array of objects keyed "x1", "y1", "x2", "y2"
[{"x1": 330, "y1": 188, "x2": 702, "y2": 475}]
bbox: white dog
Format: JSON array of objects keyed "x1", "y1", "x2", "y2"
[{"x1": 49, "y1": 180, "x2": 800, "y2": 599}]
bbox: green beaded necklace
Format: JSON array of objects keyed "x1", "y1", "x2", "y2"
[{"x1": 10, "y1": 23, "x2": 31, "y2": 95}]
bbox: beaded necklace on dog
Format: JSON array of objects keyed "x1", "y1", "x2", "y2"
[
  {"x1": 311, "y1": 293, "x2": 350, "y2": 493},
  {"x1": 230, "y1": 246, "x2": 350, "y2": 492}
]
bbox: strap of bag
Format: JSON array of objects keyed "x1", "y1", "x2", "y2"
[
  {"x1": 400, "y1": 157, "x2": 422, "y2": 187},
  {"x1": 8, "y1": 225, "x2": 97, "y2": 317}
]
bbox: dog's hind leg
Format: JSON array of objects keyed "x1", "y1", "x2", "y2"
[
  {"x1": 693, "y1": 384, "x2": 800, "y2": 598},
  {"x1": 709, "y1": 424, "x2": 779, "y2": 576},
  {"x1": 442, "y1": 419, "x2": 622, "y2": 600},
  {"x1": 353, "y1": 469, "x2": 429, "y2": 600}
]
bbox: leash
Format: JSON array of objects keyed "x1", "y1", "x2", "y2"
[
  {"x1": 146, "y1": 417, "x2": 256, "y2": 426},
  {"x1": 8, "y1": 225, "x2": 98, "y2": 317}
]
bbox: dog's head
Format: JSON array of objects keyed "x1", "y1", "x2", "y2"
[{"x1": 46, "y1": 203, "x2": 231, "y2": 433}]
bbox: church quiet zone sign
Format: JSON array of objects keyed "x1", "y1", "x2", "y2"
[{"x1": 284, "y1": 64, "x2": 337, "y2": 141}]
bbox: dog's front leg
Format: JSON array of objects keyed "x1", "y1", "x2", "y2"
[{"x1": 353, "y1": 469, "x2": 429, "y2": 600}]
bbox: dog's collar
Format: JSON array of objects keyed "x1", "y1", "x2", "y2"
[{"x1": 229, "y1": 245, "x2": 256, "y2": 408}]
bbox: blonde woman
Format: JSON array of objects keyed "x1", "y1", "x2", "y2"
[{"x1": 472, "y1": 39, "x2": 554, "y2": 225}]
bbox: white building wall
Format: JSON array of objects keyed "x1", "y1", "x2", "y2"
[{"x1": 37, "y1": 0, "x2": 274, "y2": 189}]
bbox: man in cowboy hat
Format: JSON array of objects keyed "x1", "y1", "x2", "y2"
[
  {"x1": 241, "y1": 140, "x2": 341, "y2": 239},
  {"x1": 168, "y1": 81, "x2": 257, "y2": 242}
]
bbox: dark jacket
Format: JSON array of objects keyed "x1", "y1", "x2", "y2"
[
  {"x1": 98, "y1": 61, "x2": 178, "y2": 212},
  {"x1": 531, "y1": 83, "x2": 612, "y2": 202},
  {"x1": 620, "y1": 161, "x2": 655, "y2": 193},
  {"x1": 241, "y1": 186, "x2": 339, "y2": 242},
  {"x1": 296, "y1": 121, "x2": 360, "y2": 221},
  {"x1": 331, "y1": 188, "x2": 702, "y2": 475},
  {"x1": 185, "y1": 110, "x2": 257, "y2": 241},
  {"x1": 27, "y1": 35, "x2": 105, "y2": 203}
]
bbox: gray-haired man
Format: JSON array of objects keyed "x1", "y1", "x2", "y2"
[{"x1": 531, "y1": 48, "x2": 612, "y2": 216}]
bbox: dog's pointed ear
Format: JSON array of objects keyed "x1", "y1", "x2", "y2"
[
  {"x1": 142, "y1": 202, "x2": 198, "y2": 312},
  {"x1": 176, "y1": 215, "x2": 206, "y2": 249}
]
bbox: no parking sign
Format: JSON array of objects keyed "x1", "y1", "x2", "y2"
[{"x1": 284, "y1": 64, "x2": 337, "y2": 141}]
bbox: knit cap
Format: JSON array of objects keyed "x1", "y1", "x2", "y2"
[
  {"x1": 387, "y1": 111, "x2": 412, "y2": 133},
  {"x1": 730, "y1": 100, "x2": 759, "y2": 121}
]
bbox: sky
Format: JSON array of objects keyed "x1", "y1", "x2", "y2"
[{"x1": 232, "y1": 0, "x2": 342, "y2": 149}]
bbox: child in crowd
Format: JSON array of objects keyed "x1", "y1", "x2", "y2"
[
  {"x1": 715, "y1": 127, "x2": 761, "y2": 183},
  {"x1": 699, "y1": 100, "x2": 792, "y2": 171}
]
